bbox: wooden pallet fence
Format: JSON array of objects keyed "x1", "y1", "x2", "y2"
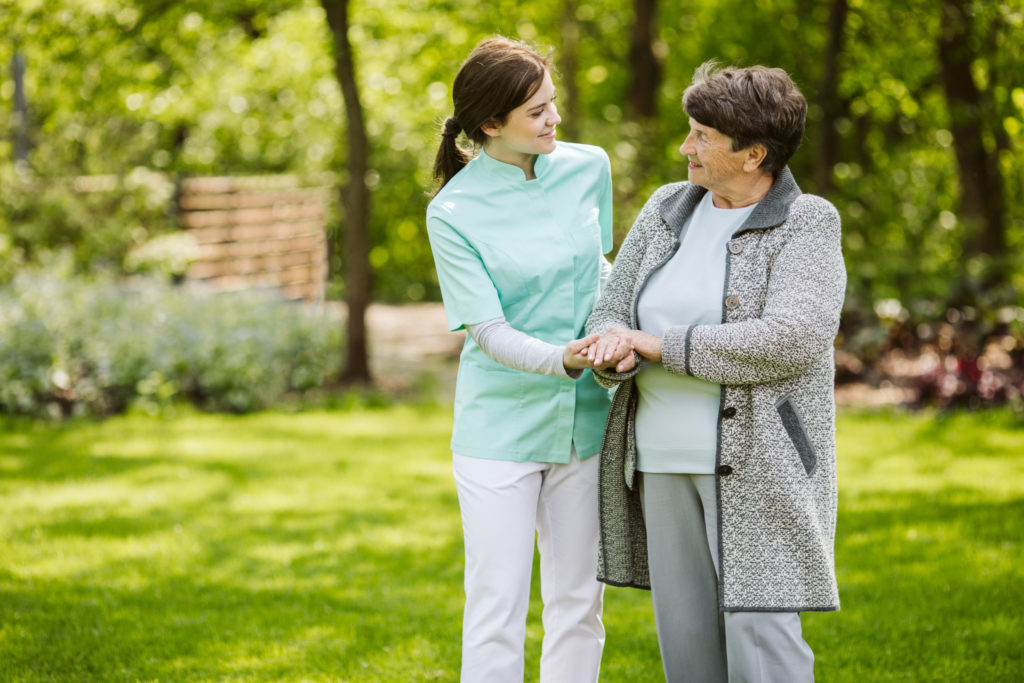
[{"x1": 179, "y1": 176, "x2": 329, "y2": 302}]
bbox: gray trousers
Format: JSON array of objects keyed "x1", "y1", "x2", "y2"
[{"x1": 639, "y1": 473, "x2": 815, "y2": 683}]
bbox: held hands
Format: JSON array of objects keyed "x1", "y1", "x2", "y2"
[
  {"x1": 563, "y1": 333, "x2": 610, "y2": 371},
  {"x1": 604, "y1": 327, "x2": 663, "y2": 363},
  {"x1": 562, "y1": 327, "x2": 664, "y2": 373}
]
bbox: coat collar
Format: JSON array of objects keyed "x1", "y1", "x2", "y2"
[{"x1": 659, "y1": 166, "x2": 802, "y2": 237}]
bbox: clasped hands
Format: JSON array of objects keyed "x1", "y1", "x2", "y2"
[{"x1": 562, "y1": 326, "x2": 664, "y2": 373}]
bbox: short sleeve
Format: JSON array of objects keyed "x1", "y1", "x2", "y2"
[
  {"x1": 598, "y1": 152, "x2": 613, "y2": 254},
  {"x1": 426, "y1": 215, "x2": 504, "y2": 331}
]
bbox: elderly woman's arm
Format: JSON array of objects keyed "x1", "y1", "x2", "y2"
[{"x1": 660, "y1": 196, "x2": 845, "y2": 385}]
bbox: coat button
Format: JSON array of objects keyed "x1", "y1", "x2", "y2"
[
  {"x1": 717, "y1": 465, "x2": 733, "y2": 476},
  {"x1": 728, "y1": 240, "x2": 743, "y2": 254},
  {"x1": 725, "y1": 295, "x2": 740, "y2": 310},
  {"x1": 722, "y1": 406, "x2": 737, "y2": 418}
]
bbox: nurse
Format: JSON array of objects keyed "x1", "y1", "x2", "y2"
[{"x1": 426, "y1": 37, "x2": 627, "y2": 683}]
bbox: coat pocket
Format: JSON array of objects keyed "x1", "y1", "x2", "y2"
[{"x1": 775, "y1": 393, "x2": 817, "y2": 475}]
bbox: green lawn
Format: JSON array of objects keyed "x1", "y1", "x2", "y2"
[{"x1": 1, "y1": 403, "x2": 1021, "y2": 681}]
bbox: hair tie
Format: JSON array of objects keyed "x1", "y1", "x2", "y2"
[{"x1": 442, "y1": 116, "x2": 462, "y2": 138}]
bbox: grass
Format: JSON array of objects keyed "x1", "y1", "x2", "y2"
[{"x1": 0, "y1": 403, "x2": 1021, "y2": 681}]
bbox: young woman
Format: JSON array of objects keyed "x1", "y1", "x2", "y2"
[{"x1": 425, "y1": 37, "x2": 628, "y2": 683}]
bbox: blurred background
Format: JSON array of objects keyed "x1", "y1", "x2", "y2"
[{"x1": 1, "y1": 0, "x2": 1022, "y2": 415}]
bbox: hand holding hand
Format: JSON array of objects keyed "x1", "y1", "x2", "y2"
[
  {"x1": 563, "y1": 333, "x2": 601, "y2": 371},
  {"x1": 584, "y1": 331, "x2": 634, "y2": 370},
  {"x1": 607, "y1": 327, "x2": 663, "y2": 363}
]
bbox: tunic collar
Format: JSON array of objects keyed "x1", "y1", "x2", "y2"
[
  {"x1": 476, "y1": 145, "x2": 552, "y2": 183},
  {"x1": 660, "y1": 166, "x2": 802, "y2": 236}
]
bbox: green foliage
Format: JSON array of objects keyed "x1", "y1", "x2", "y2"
[
  {"x1": 0, "y1": 165, "x2": 176, "y2": 279},
  {"x1": 0, "y1": 0, "x2": 342, "y2": 279},
  {"x1": 1, "y1": 0, "x2": 1022, "y2": 368},
  {"x1": 0, "y1": 406, "x2": 1021, "y2": 679},
  {"x1": 123, "y1": 230, "x2": 199, "y2": 277},
  {"x1": 0, "y1": 0, "x2": 331, "y2": 175},
  {"x1": 0, "y1": 261, "x2": 342, "y2": 417}
]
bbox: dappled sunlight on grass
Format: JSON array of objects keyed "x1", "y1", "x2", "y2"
[
  {"x1": 807, "y1": 409, "x2": 1024, "y2": 680},
  {"x1": 4, "y1": 467, "x2": 232, "y2": 512},
  {"x1": 4, "y1": 530, "x2": 201, "y2": 584},
  {"x1": 0, "y1": 404, "x2": 464, "y2": 680},
  {"x1": 0, "y1": 406, "x2": 1021, "y2": 680},
  {"x1": 837, "y1": 410, "x2": 1024, "y2": 499}
]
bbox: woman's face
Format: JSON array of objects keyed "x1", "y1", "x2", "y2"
[
  {"x1": 483, "y1": 70, "x2": 561, "y2": 163},
  {"x1": 679, "y1": 118, "x2": 751, "y2": 192}
]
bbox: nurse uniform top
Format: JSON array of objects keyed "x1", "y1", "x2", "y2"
[{"x1": 426, "y1": 141, "x2": 614, "y2": 463}]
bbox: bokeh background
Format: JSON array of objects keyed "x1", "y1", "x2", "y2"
[{"x1": 2, "y1": 0, "x2": 1022, "y2": 410}]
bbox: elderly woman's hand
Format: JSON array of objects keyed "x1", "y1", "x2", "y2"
[
  {"x1": 564, "y1": 332, "x2": 634, "y2": 372},
  {"x1": 606, "y1": 327, "x2": 663, "y2": 363},
  {"x1": 583, "y1": 330, "x2": 634, "y2": 369}
]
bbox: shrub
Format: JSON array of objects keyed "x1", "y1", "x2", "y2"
[
  {"x1": 0, "y1": 167, "x2": 177, "y2": 282},
  {"x1": 0, "y1": 261, "x2": 342, "y2": 418}
]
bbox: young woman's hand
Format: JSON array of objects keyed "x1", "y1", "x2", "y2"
[{"x1": 563, "y1": 333, "x2": 603, "y2": 371}]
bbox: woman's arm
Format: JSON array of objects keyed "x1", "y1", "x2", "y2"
[
  {"x1": 468, "y1": 317, "x2": 577, "y2": 378},
  {"x1": 467, "y1": 317, "x2": 624, "y2": 378},
  {"x1": 660, "y1": 196, "x2": 846, "y2": 385}
]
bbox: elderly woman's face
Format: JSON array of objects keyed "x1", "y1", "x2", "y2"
[{"x1": 679, "y1": 118, "x2": 751, "y2": 192}]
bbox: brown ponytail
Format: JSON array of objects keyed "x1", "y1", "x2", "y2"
[
  {"x1": 433, "y1": 116, "x2": 471, "y2": 192},
  {"x1": 432, "y1": 37, "x2": 551, "y2": 191}
]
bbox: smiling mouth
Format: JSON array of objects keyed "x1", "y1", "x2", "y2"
[{"x1": 539, "y1": 130, "x2": 556, "y2": 138}]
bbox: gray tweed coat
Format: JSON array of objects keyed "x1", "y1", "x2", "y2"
[{"x1": 585, "y1": 168, "x2": 845, "y2": 611}]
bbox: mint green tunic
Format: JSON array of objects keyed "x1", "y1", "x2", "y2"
[{"x1": 426, "y1": 142, "x2": 614, "y2": 463}]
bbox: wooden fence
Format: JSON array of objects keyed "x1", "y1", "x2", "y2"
[{"x1": 179, "y1": 175, "x2": 329, "y2": 303}]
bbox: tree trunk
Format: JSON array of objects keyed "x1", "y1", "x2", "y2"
[
  {"x1": 627, "y1": 0, "x2": 660, "y2": 119},
  {"x1": 11, "y1": 52, "x2": 29, "y2": 165},
  {"x1": 321, "y1": 0, "x2": 371, "y2": 383},
  {"x1": 558, "y1": 0, "x2": 580, "y2": 141},
  {"x1": 815, "y1": 0, "x2": 848, "y2": 194},
  {"x1": 937, "y1": 0, "x2": 1007, "y2": 284}
]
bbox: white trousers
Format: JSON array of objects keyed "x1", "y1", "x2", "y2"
[{"x1": 453, "y1": 451, "x2": 605, "y2": 683}]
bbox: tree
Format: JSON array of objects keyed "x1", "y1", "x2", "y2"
[
  {"x1": 627, "y1": 0, "x2": 660, "y2": 119},
  {"x1": 557, "y1": 0, "x2": 581, "y2": 142},
  {"x1": 321, "y1": 0, "x2": 372, "y2": 383},
  {"x1": 938, "y1": 0, "x2": 1009, "y2": 292},
  {"x1": 11, "y1": 52, "x2": 29, "y2": 165},
  {"x1": 814, "y1": 0, "x2": 848, "y2": 194}
]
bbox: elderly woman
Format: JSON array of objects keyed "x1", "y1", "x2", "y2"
[{"x1": 584, "y1": 62, "x2": 845, "y2": 682}]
